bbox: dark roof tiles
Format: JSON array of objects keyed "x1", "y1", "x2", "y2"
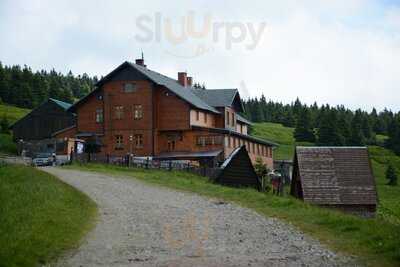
[{"x1": 295, "y1": 146, "x2": 377, "y2": 206}]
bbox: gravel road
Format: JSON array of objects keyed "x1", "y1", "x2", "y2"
[{"x1": 43, "y1": 167, "x2": 357, "y2": 267}]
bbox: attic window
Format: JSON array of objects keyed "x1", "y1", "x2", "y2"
[{"x1": 123, "y1": 83, "x2": 136, "y2": 93}]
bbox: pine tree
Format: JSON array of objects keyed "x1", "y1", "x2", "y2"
[
  {"x1": 317, "y1": 109, "x2": 343, "y2": 146},
  {"x1": 294, "y1": 107, "x2": 315, "y2": 142},
  {"x1": 386, "y1": 115, "x2": 400, "y2": 155},
  {"x1": 349, "y1": 110, "x2": 366, "y2": 146},
  {"x1": 337, "y1": 114, "x2": 351, "y2": 145},
  {"x1": 361, "y1": 114, "x2": 375, "y2": 144},
  {"x1": 386, "y1": 164, "x2": 398, "y2": 186}
]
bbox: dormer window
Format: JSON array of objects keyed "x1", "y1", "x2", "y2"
[{"x1": 123, "y1": 83, "x2": 136, "y2": 93}]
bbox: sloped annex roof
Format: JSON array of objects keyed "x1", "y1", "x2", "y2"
[
  {"x1": 191, "y1": 126, "x2": 278, "y2": 147},
  {"x1": 236, "y1": 113, "x2": 252, "y2": 125},
  {"x1": 190, "y1": 88, "x2": 245, "y2": 111},
  {"x1": 69, "y1": 62, "x2": 220, "y2": 114},
  {"x1": 293, "y1": 146, "x2": 377, "y2": 206}
]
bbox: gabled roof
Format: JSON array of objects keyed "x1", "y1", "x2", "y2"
[
  {"x1": 216, "y1": 145, "x2": 260, "y2": 189},
  {"x1": 293, "y1": 146, "x2": 377, "y2": 206},
  {"x1": 190, "y1": 88, "x2": 237, "y2": 107},
  {"x1": 49, "y1": 98, "x2": 72, "y2": 110},
  {"x1": 70, "y1": 62, "x2": 220, "y2": 114},
  {"x1": 190, "y1": 88, "x2": 245, "y2": 113}
]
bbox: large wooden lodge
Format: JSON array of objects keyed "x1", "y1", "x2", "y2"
[{"x1": 53, "y1": 58, "x2": 277, "y2": 168}]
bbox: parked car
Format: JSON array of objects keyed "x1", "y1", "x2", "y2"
[{"x1": 32, "y1": 153, "x2": 53, "y2": 166}]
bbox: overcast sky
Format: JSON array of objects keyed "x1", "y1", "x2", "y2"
[{"x1": 0, "y1": 0, "x2": 399, "y2": 111}]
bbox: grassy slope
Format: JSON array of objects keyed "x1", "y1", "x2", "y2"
[
  {"x1": 369, "y1": 146, "x2": 400, "y2": 225},
  {"x1": 0, "y1": 103, "x2": 30, "y2": 124},
  {"x1": 0, "y1": 164, "x2": 97, "y2": 267},
  {"x1": 0, "y1": 103, "x2": 31, "y2": 155},
  {"x1": 66, "y1": 163, "x2": 400, "y2": 266},
  {"x1": 251, "y1": 122, "x2": 314, "y2": 160}
]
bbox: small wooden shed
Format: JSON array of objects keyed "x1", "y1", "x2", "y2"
[
  {"x1": 290, "y1": 147, "x2": 377, "y2": 217},
  {"x1": 215, "y1": 145, "x2": 260, "y2": 189}
]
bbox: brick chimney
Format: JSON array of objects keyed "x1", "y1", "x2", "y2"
[
  {"x1": 178, "y1": 72, "x2": 188, "y2": 87},
  {"x1": 187, "y1": 77, "x2": 193, "y2": 87},
  {"x1": 135, "y1": 58, "x2": 145, "y2": 67}
]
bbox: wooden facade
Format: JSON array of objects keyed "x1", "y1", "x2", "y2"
[
  {"x1": 11, "y1": 98, "x2": 75, "y2": 141},
  {"x1": 65, "y1": 59, "x2": 277, "y2": 168},
  {"x1": 290, "y1": 147, "x2": 378, "y2": 217},
  {"x1": 215, "y1": 146, "x2": 260, "y2": 188}
]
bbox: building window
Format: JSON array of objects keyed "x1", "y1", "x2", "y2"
[
  {"x1": 114, "y1": 106, "x2": 124, "y2": 120},
  {"x1": 95, "y1": 109, "x2": 103, "y2": 123},
  {"x1": 135, "y1": 134, "x2": 143, "y2": 148},
  {"x1": 196, "y1": 135, "x2": 223, "y2": 146},
  {"x1": 115, "y1": 135, "x2": 124, "y2": 150},
  {"x1": 231, "y1": 113, "x2": 235, "y2": 126},
  {"x1": 196, "y1": 110, "x2": 200, "y2": 121},
  {"x1": 133, "y1": 105, "x2": 143, "y2": 120},
  {"x1": 123, "y1": 83, "x2": 136, "y2": 93},
  {"x1": 228, "y1": 136, "x2": 232, "y2": 147},
  {"x1": 226, "y1": 111, "x2": 230, "y2": 125},
  {"x1": 204, "y1": 113, "x2": 208, "y2": 124}
]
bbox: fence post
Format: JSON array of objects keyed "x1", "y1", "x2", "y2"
[
  {"x1": 146, "y1": 157, "x2": 149, "y2": 169},
  {"x1": 168, "y1": 161, "x2": 172, "y2": 171}
]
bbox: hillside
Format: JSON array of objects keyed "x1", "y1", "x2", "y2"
[
  {"x1": 0, "y1": 103, "x2": 31, "y2": 154},
  {"x1": 251, "y1": 122, "x2": 314, "y2": 160},
  {"x1": 0, "y1": 103, "x2": 30, "y2": 124}
]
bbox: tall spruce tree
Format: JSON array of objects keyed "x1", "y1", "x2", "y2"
[
  {"x1": 386, "y1": 115, "x2": 400, "y2": 155},
  {"x1": 349, "y1": 110, "x2": 366, "y2": 146},
  {"x1": 317, "y1": 109, "x2": 344, "y2": 146},
  {"x1": 294, "y1": 107, "x2": 315, "y2": 142}
]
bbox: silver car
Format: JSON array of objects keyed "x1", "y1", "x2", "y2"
[{"x1": 32, "y1": 153, "x2": 53, "y2": 166}]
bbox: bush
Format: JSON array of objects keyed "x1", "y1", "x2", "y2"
[
  {"x1": 0, "y1": 116, "x2": 10, "y2": 134},
  {"x1": 386, "y1": 164, "x2": 398, "y2": 186}
]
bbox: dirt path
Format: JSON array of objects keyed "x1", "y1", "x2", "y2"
[{"x1": 43, "y1": 167, "x2": 357, "y2": 267}]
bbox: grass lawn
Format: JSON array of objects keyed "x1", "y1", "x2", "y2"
[
  {"x1": 0, "y1": 103, "x2": 30, "y2": 124},
  {"x1": 251, "y1": 122, "x2": 314, "y2": 160},
  {"x1": 369, "y1": 146, "x2": 400, "y2": 225},
  {"x1": 65, "y1": 163, "x2": 400, "y2": 267},
  {"x1": 0, "y1": 164, "x2": 97, "y2": 267}
]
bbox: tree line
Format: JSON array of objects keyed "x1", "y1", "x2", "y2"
[
  {"x1": 0, "y1": 62, "x2": 399, "y2": 157},
  {"x1": 0, "y1": 62, "x2": 98, "y2": 109},
  {"x1": 243, "y1": 96, "x2": 400, "y2": 156}
]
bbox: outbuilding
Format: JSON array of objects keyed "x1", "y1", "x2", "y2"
[
  {"x1": 290, "y1": 147, "x2": 378, "y2": 217},
  {"x1": 11, "y1": 98, "x2": 75, "y2": 141},
  {"x1": 215, "y1": 145, "x2": 260, "y2": 189}
]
